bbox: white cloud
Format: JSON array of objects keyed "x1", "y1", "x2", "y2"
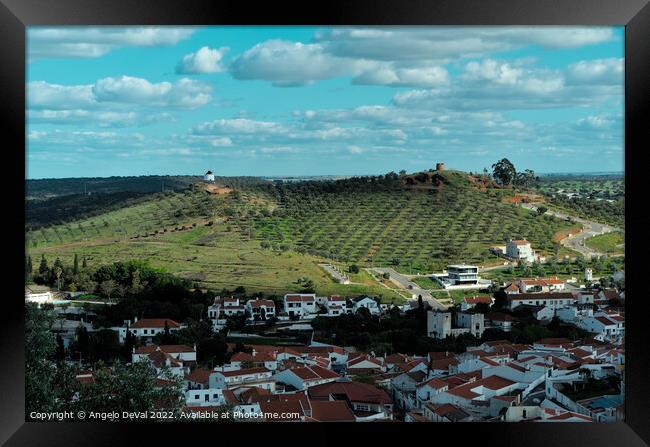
[
  {"x1": 566, "y1": 58, "x2": 623, "y2": 85},
  {"x1": 28, "y1": 27, "x2": 195, "y2": 59},
  {"x1": 28, "y1": 81, "x2": 96, "y2": 109},
  {"x1": 316, "y1": 27, "x2": 615, "y2": 61},
  {"x1": 192, "y1": 118, "x2": 286, "y2": 135},
  {"x1": 348, "y1": 145, "x2": 365, "y2": 154},
  {"x1": 92, "y1": 76, "x2": 212, "y2": 109},
  {"x1": 210, "y1": 137, "x2": 233, "y2": 147},
  {"x1": 353, "y1": 65, "x2": 449, "y2": 88},
  {"x1": 176, "y1": 46, "x2": 229, "y2": 74},
  {"x1": 230, "y1": 40, "x2": 368, "y2": 86}
]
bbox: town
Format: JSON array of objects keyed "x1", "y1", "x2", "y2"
[{"x1": 26, "y1": 260, "x2": 624, "y2": 422}]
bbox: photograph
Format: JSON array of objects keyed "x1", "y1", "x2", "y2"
[{"x1": 24, "y1": 25, "x2": 626, "y2": 424}]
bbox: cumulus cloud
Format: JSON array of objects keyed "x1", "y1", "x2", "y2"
[
  {"x1": 176, "y1": 46, "x2": 229, "y2": 74},
  {"x1": 316, "y1": 27, "x2": 616, "y2": 61},
  {"x1": 192, "y1": 118, "x2": 287, "y2": 135},
  {"x1": 28, "y1": 27, "x2": 195, "y2": 59},
  {"x1": 566, "y1": 58, "x2": 623, "y2": 85},
  {"x1": 230, "y1": 40, "x2": 368, "y2": 86},
  {"x1": 92, "y1": 76, "x2": 212, "y2": 108},
  {"x1": 353, "y1": 65, "x2": 449, "y2": 88}
]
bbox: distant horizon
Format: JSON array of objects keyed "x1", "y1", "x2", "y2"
[
  {"x1": 27, "y1": 26, "x2": 624, "y2": 179},
  {"x1": 25, "y1": 168, "x2": 625, "y2": 181}
]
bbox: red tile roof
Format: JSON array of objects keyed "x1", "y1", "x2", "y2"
[
  {"x1": 185, "y1": 367, "x2": 212, "y2": 384},
  {"x1": 463, "y1": 296, "x2": 493, "y2": 305},
  {"x1": 130, "y1": 318, "x2": 181, "y2": 329},
  {"x1": 289, "y1": 365, "x2": 340, "y2": 381},
  {"x1": 308, "y1": 381, "x2": 392, "y2": 406},
  {"x1": 248, "y1": 299, "x2": 275, "y2": 308},
  {"x1": 446, "y1": 375, "x2": 515, "y2": 400},
  {"x1": 310, "y1": 400, "x2": 356, "y2": 422}
]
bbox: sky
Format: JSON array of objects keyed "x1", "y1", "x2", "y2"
[{"x1": 26, "y1": 26, "x2": 624, "y2": 179}]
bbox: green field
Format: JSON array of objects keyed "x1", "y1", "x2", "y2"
[
  {"x1": 585, "y1": 232, "x2": 625, "y2": 255},
  {"x1": 253, "y1": 171, "x2": 575, "y2": 271},
  {"x1": 26, "y1": 170, "x2": 586, "y2": 300}
]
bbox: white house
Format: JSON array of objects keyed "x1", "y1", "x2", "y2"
[
  {"x1": 324, "y1": 295, "x2": 348, "y2": 316},
  {"x1": 577, "y1": 313, "x2": 625, "y2": 341},
  {"x1": 133, "y1": 344, "x2": 196, "y2": 364},
  {"x1": 506, "y1": 240, "x2": 535, "y2": 263},
  {"x1": 185, "y1": 388, "x2": 224, "y2": 407},
  {"x1": 283, "y1": 294, "x2": 317, "y2": 318},
  {"x1": 203, "y1": 170, "x2": 215, "y2": 182},
  {"x1": 352, "y1": 296, "x2": 381, "y2": 315},
  {"x1": 517, "y1": 277, "x2": 565, "y2": 293},
  {"x1": 209, "y1": 367, "x2": 275, "y2": 391},
  {"x1": 507, "y1": 292, "x2": 575, "y2": 311},
  {"x1": 245, "y1": 299, "x2": 276, "y2": 321},
  {"x1": 112, "y1": 318, "x2": 182, "y2": 343},
  {"x1": 273, "y1": 365, "x2": 340, "y2": 390}
]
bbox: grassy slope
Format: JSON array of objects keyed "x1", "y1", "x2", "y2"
[
  {"x1": 585, "y1": 231, "x2": 625, "y2": 255},
  {"x1": 26, "y1": 171, "x2": 582, "y2": 300}
]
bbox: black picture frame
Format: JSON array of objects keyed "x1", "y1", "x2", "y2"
[{"x1": 2, "y1": 0, "x2": 649, "y2": 446}]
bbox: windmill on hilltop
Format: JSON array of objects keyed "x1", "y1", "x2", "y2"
[{"x1": 203, "y1": 170, "x2": 215, "y2": 182}]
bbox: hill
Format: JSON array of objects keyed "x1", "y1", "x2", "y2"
[{"x1": 26, "y1": 169, "x2": 578, "y2": 296}]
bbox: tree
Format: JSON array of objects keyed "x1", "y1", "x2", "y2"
[
  {"x1": 348, "y1": 264, "x2": 360, "y2": 274},
  {"x1": 55, "y1": 334, "x2": 66, "y2": 362},
  {"x1": 491, "y1": 158, "x2": 517, "y2": 186},
  {"x1": 100, "y1": 280, "x2": 118, "y2": 303},
  {"x1": 26, "y1": 255, "x2": 33, "y2": 282},
  {"x1": 38, "y1": 255, "x2": 49, "y2": 275},
  {"x1": 73, "y1": 254, "x2": 79, "y2": 275},
  {"x1": 82, "y1": 257, "x2": 88, "y2": 270},
  {"x1": 536, "y1": 206, "x2": 548, "y2": 216}
]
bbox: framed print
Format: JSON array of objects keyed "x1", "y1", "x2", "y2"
[{"x1": 1, "y1": 0, "x2": 649, "y2": 446}]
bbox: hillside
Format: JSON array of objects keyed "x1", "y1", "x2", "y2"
[
  {"x1": 252, "y1": 170, "x2": 572, "y2": 271},
  {"x1": 26, "y1": 169, "x2": 578, "y2": 296}
]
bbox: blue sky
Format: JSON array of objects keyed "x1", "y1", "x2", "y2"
[{"x1": 26, "y1": 26, "x2": 624, "y2": 179}]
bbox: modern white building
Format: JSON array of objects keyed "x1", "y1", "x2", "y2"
[
  {"x1": 446, "y1": 265, "x2": 480, "y2": 286},
  {"x1": 506, "y1": 292, "x2": 575, "y2": 311},
  {"x1": 506, "y1": 240, "x2": 535, "y2": 263}
]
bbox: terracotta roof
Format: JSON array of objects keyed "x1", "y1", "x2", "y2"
[
  {"x1": 427, "y1": 403, "x2": 470, "y2": 421},
  {"x1": 147, "y1": 350, "x2": 182, "y2": 368},
  {"x1": 248, "y1": 299, "x2": 275, "y2": 308},
  {"x1": 385, "y1": 353, "x2": 410, "y2": 364},
  {"x1": 310, "y1": 400, "x2": 356, "y2": 422},
  {"x1": 505, "y1": 362, "x2": 528, "y2": 373},
  {"x1": 289, "y1": 365, "x2": 340, "y2": 381},
  {"x1": 328, "y1": 295, "x2": 346, "y2": 302},
  {"x1": 348, "y1": 356, "x2": 383, "y2": 368},
  {"x1": 258, "y1": 400, "x2": 305, "y2": 421},
  {"x1": 546, "y1": 411, "x2": 592, "y2": 422},
  {"x1": 308, "y1": 381, "x2": 392, "y2": 405},
  {"x1": 285, "y1": 294, "x2": 315, "y2": 302},
  {"x1": 417, "y1": 377, "x2": 447, "y2": 390},
  {"x1": 510, "y1": 240, "x2": 530, "y2": 245},
  {"x1": 185, "y1": 368, "x2": 212, "y2": 384},
  {"x1": 160, "y1": 344, "x2": 195, "y2": 353},
  {"x1": 463, "y1": 296, "x2": 493, "y2": 305},
  {"x1": 446, "y1": 375, "x2": 515, "y2": 400},
  {"x1": 130, "y1": 318, "x2": 181, "y2": 329}
]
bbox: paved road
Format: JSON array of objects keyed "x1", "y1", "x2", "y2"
[
  {"x1": 370, "y1": 267, "x2": 447, "y2": 310},
  {"x1": 521, "y1": 204, "x2": 620, "y2": 259},
  {"x1": 318, "y1": 264, "x2": 350, "y2": 284}
]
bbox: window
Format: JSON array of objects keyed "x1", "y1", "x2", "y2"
[{"x1": 195, "y1": 394, "x2": 200, "y2": 399}]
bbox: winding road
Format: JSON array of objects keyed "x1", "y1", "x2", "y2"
[{"x1": 520, "y1": 204, "x2": 621, "y2": 259}]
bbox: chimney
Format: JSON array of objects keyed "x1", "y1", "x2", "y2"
[{"x1": 134, "y1": 316, "x2": 138, "y2": 323}]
